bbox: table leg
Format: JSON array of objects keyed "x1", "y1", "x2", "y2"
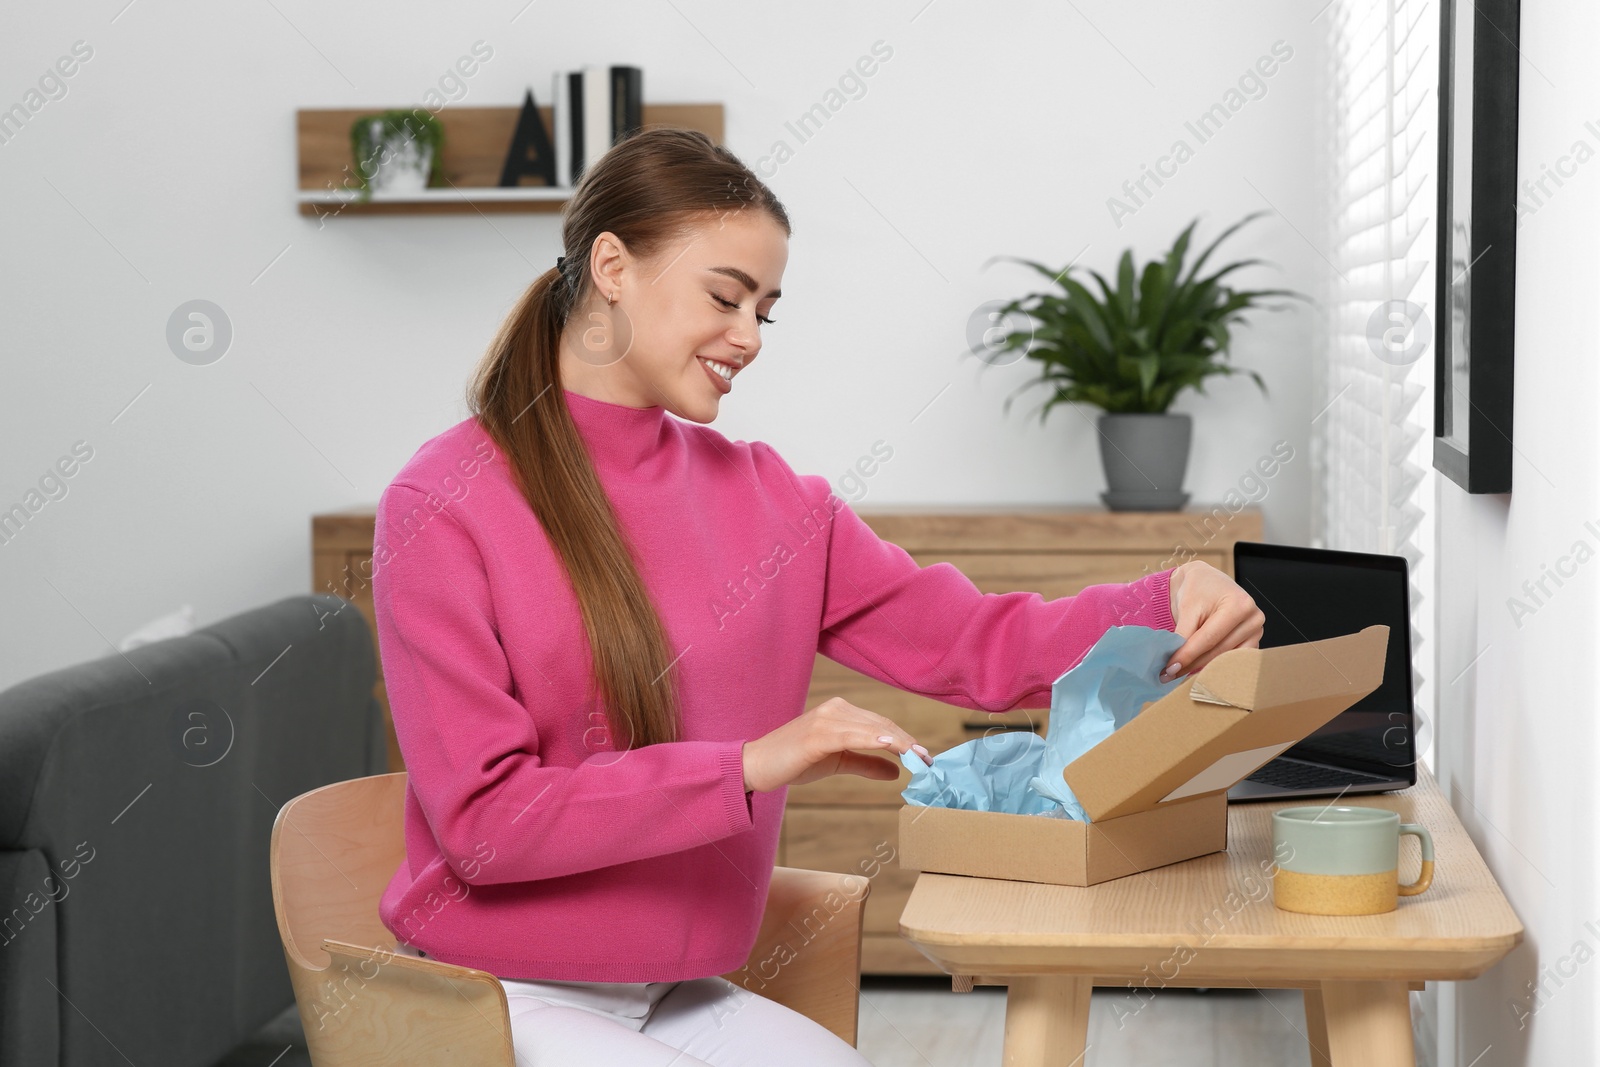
[
  {"x1": 1001, "y1": 975, "x2": 1092, "y2": 1067},
  {"x1": 1303, "y1": 988, "x2": 1332, "y2": 1067},
  {"x1": 1319, "y1": 980, "x2": 1415, "y2": 1067}
]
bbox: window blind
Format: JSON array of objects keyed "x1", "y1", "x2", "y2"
[{"x1": 1312, "y1": 0, "x2": 1437, "y2": 761}]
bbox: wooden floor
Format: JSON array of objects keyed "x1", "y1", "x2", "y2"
[{"x1": 216, "y1": 977, "x2": 1315, "y2": 1066}]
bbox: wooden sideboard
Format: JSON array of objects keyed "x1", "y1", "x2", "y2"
[{"x1": 312, "y1": 504, "x2": 1262, "y2": 975}]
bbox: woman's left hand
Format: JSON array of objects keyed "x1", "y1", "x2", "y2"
[{"x1": 1161, "y1": 560, "x2": 1266, "y2": 681}]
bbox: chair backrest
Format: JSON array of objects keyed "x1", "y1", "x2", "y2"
[
  {"x1": 272, "y1": 772, "x2": 406, "y2": 972},
  {"x1": 270, "y1": 772, "x2": 514, "y2": 1066},
  {"x1": 270, "y1": 772, "x2": 869, "y2": 1061}
]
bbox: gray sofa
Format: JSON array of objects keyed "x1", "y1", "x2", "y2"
[{"x1": 0, "y1": 594, "x2": 386, "y2": 1067}]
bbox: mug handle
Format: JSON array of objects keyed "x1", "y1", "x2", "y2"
[{"x1": 1397, "y1": 823, "x2": 1435, "y2": 896}]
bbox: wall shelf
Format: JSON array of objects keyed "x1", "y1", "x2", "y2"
[
  {"x1": 296, "y1": 102, "x2": 724, "y2": 217},
  {"x1": 297, "y1": 186, "x2": 572, "y2": 216}
]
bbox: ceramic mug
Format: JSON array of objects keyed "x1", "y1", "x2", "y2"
[{"x1": 1271, "y1": 806, "x2": 1435, "y2": 915}]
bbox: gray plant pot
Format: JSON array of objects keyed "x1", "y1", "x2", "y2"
[{"x1": 1097, "y1": 412, "x2": 1192, "y2": 511}]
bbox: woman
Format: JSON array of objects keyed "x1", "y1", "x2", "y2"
[{"x1": 370, "y1": 127, "x2": 1264, "y2": 1065}]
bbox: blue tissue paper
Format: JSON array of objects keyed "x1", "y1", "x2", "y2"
[{"x1": 899, "y1": 625, "x2": 1187, "y2": 822}]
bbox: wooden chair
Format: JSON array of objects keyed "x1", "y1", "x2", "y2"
[{"x1": 270, "y1": 772, "x2": 871, "y2": 1066}]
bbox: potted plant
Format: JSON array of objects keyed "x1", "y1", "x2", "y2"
[
  {"x1": 349, "y1": 109, "x2": 445, "y2": 200},
  {"x1": 977, "y1": 212, "x2": 1306, "y2": 511}
]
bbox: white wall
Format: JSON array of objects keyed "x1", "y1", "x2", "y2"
[
  {"x1": 1427, "y1": 0, "x2": 1600, "y2": 1061},
  {"x1": 0, "y1": 0, "x2": 1323, "y2": 691}
]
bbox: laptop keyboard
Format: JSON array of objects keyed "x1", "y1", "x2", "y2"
[
  {"x1": 1299, "y1": 733, "x2": 1412, "y2": 765},
  {"x1": 1245, "y1": 759, "x2": 1396, "y2": 790}
]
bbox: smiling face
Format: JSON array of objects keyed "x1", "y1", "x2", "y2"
[{"x1": 558, "y1": 209, "x2": 789, "y2": 423}]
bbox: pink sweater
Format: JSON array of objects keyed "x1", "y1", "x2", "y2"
[{"x1": 372, "y1": 388, "x2": 1176, "y2": 983}]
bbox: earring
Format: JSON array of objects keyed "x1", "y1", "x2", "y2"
[{"x1": 607, "y1": 291, "x2": 617, "y2": 306}]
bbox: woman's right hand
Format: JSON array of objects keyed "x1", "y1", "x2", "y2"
[{"x1": 741, "y1": 698, "x2": 931, "y2": 793}]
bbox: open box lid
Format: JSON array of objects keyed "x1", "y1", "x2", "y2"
[{"x1": 1061, "y1": 624, "x2": 1390, "y2": 821}]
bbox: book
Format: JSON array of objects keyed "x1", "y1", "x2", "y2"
[
  {"x1": 551, "y1": 71, "x2": 572, "y2": 189},
  {"x1": 580, "y1": 64, "x2": 611, "y2": 181},
  {"x1": 566, "y1": 70, "x2": 585, "y2": 185},
  {"x1": 610, "y1": 65, "x2": 642, "y2": 142}
]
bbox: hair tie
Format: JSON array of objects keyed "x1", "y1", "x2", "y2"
[{"x1": 556, "y1": 254, "x2": 566, "y2": 269}]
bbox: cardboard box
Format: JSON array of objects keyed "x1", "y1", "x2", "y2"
[{"x1": 897, "y1": 625, "x2": 1390, "y2": 886}]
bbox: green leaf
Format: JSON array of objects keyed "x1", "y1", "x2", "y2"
[
  {"x1": 1182, "y1": 209, "x2": 1269, "y2": 288},
  {"x1": 1135, "y1": 353, "x2": 1159, "y2": 398},
  {"x1": 1058, "y1": 276, "x2": 1114, "y2": 354},
  {"x1": 1164, "y1": 219, "x2": 1198, "y2": 285},
  {"x1": 1137, "y1": 260, "x2": 1169, "y2": 332},
  {"x1": 1116, "y1": 250, "x2": 1137, "y2": 323},
  {"x1": 1086, "y1": 269, "x2": 1125, "y2": 333}
]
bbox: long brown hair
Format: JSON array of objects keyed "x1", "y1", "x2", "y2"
[{"x1": 466, "y1": 127, "x2": 790, "y2": 751}]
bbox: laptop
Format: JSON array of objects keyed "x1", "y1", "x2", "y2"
[{"x1": 1226, "y1": 541, "x2": 1418, "y2": 801}]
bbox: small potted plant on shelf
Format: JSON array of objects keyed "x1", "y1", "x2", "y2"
[
  {"x1": 349, "y1": 109, "x2": 445, "y2": 200},
  {"x1": 977, "y1": 212, "x2": 1306, "y2": 511}
]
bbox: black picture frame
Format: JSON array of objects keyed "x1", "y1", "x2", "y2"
[{"x1": 1434, "y1": 0, "x2": 1519, "y2": 493}]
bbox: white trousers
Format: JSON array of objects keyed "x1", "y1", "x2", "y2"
[{"x1": 394, "y1": 942, "x2": 872, "y2": 1066}]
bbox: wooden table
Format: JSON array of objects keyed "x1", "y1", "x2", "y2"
[{"x1": 897, "y1": 767, "x2": 1522, "y2": 1066}]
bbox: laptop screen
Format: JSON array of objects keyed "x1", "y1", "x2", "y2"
[{"x1": 1232, "y1": 542, "x2": 1418, "y2": 779}]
